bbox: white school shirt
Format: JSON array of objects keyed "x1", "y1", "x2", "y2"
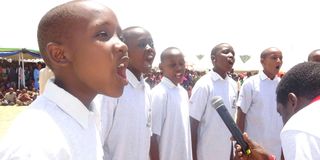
[
  {"x1": 39, "y1": 66, "x2": 54, "y2": 95},
  {"x1": 281, "y1": 99, "x2": 320, "y2": 160},
  {"x1": 151, "y1": 77, "x2": 193, "y2": 160},
  {"x1": 189, "y1": 71, "x2": 238, "y2": 160},
  {"x1": 0, "y1": 79, "x2": 103, "y2": 160},
  {"x1": 236, "y1": 71, "x2": 283, "y2": 159},
  {"x1": 94, "y1": 69, "x2": 152, "y2": 160}
]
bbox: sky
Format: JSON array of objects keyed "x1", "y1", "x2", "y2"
[{"x1": 1, "y1": 0, "x2": 320, "y2": 71}]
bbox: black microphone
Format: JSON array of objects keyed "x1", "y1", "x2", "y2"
[{"x1": 211, "y1": 96, "x2": 251, "y2": 155}]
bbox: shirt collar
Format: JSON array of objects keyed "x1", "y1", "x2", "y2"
[
  {"x1": 259, "y1": 71, "x2": 280, "y2": 81},
  {"x1": 43, "y1": 79, "x2": 92, "y2": 129},
  {"x1": 210, "y1": 70, "x2": 230, "y2": 81},
  {"x1": 126, "y1": 69, "x2": 145, "y2": 88},
  {"x1": 161, "y1": 76, "x2": 178, "y2": 88}
]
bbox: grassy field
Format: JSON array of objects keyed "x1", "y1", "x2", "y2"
[{"x1": 0, "y1": 106, "x2": 27, "y2": 140}]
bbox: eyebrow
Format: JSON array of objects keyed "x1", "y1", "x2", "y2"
[{"x1": 94, "y1": 21, "x2": 111, "y2": 27}]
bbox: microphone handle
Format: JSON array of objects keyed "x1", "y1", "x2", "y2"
[{"x1": 216, "y1": 106, "x2": 251, "y2": 155}]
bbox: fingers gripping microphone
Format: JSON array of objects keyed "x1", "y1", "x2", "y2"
[{"x1": 211, "y1": 96, "x2": 251, "y2": 155}]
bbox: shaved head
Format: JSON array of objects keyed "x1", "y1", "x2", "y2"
[
  {"x1": 160, "y1": 47, "x2": 183, "y2": 62},
  {"x1": 122, "y1": 26, "x2": 150, "y2": 42},
  {"x1": 260, "y1": 47, "x2": 282, "y2": 59},
  {"x1": 211, "y1": 43, "x2": 234, "y2": 57},
  {"x1": 37, "y1": 0, "x2": 109, "y2": 68},
  {"x1": 308, "y1": 49, "x2": 320, "y2": 62}
]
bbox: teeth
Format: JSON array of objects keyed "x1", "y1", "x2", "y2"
[
  {"x1": 121, "y1": 55, "x2": 129, "y2": 60},
  {"x1": 118, "y1": 63, "x2": 125, "y2": 68}
]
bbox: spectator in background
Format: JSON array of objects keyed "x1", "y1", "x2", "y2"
[
  {"x1": 3, "y1": 87, "x2": 17, "y2": 106},
  {"x1": 182, "y1": 69, "x2": 193, "y2": 90},
  {"x1": 33, "y1": 62, "x2": 42, "y2": 92},
  {"x1": 236, "y1": 47, "x2": 283, "y2": 159},
  {"x1": 8, "y1": 63, "x2": 17, "y2": 89},
  {"x1": 16, "y1": 87, "x2": 33, "y2": 106},
  {"x1": 308, "y1": 49, "x2": 320, "y2": 62},
  {"x1": 0, "y1": 90, "x2": 4, "y2": 104}
]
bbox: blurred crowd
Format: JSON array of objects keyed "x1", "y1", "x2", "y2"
[{"x1": 0, "y1": 59, "x2": 45, "y2": 106}]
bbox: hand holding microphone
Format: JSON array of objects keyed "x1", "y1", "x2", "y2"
[{"x1": 211, "y1": 96, "x2": 251, "y2": 156}]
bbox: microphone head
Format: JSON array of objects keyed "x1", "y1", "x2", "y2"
[{"x1": 211, "y1": 96, "x2": 224, "y2": 109}]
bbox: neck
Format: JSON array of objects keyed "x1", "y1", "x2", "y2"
[
  {"x1": 213, "y1": 68, "x2": 227, "y2": 79},
  {"x1": 311, "y1": 95, "x2": 320, "y2": 104},
  {"x1": 54, "y1": 78, "x2": 95, "y2": 110},
  {"x1": 128, "y1": 67, "x2": 142, "y2": 81},
  {"x1": 263, "y1": 70, "x2": 276, "y2": 80}
]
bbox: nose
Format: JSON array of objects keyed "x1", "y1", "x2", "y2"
[
  {"x1": 227, "y1": 52, "x2": 235, "y2": 60},
  {"x1": 145, "y1": 44, "x2": 152, "y2": 49},
  {"x1": 114, "y1": 38, "x2": 128, "y2": 56},
  {"x1": 145, "y1": 44, "x2": 155, "y2": 58},
  {"x1": 176, "y1": 63, "x2": 185, "y2": 72},
  {"x1": 276, "y1": 57, "x2": 283, "y2": 64}
]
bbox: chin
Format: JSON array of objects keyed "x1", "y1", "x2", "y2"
[
  {"x1": 144, "y1": 67, "x2": 152, "y2": 73},
  {"x1": 103, "y1": 87, "x2": 124, "y2": 98}
]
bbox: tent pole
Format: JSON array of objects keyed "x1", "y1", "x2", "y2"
[
  {"x1": 22, "y1": 53, "x2": 25, "y2": 88},
  {"x1": 18, "y1": 53, "x2": 21, "y2": 89}
]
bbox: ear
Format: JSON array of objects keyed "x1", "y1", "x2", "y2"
[
  {"x1": 211, "y1": 55, "x2": 215, "y2": 61},
  {"x1": 288, "y1": 93, "x2": 298, "y2": 111},
  {"x1": 159, "y1": 63, "x2": 163, "y2": 71},
  {"x1": 46, "y1": 42, "x2": 70, "y2": 66},
  {"x1": 260, "y1": 58, "x2": 264, "y2": 64}
]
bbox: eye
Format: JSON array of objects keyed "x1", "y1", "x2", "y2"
[
  {"x1": 138, "y1": 42, "x2": 147, "y2": 48},
  {"x1": 149, "y1": 41, "x2": 154, "y2": 48},
  {"x1": 138, "y1": 40, "x2": 154, "y2": 49},
  {"x1": 119, "y1": 34, "x2": 125, "y2": 43},
  {"x1": 96, "y1": 31, "x2": 110, "y2": 41},
  {"x1": 169, "y1": 63, "x2": 176, "y2": 68}
]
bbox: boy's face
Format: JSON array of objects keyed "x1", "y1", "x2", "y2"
[
  {"x1": 261, "y1": 50, "x2": 283, "y2": 77},
  {"x1": 213, "y1": 45, "x2": 235, "y2": 73},
  {"x1": 126, "y1": 28, "x2": 155, "y2": 76},
  {"x1": 160, "y1": 51, "x2": 185, "y2": 85},
  {"x1": 63, "y1": 2, "x2": 129, "y2": 97}
]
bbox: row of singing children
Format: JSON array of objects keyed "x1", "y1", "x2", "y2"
[
  {"x1": 0, "y1": 1, "x2": 283, "y2": 159},
  {"x1": 93, "y1": 22, "x2": 243, "y2": 159}
]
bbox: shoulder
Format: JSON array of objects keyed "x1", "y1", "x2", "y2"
[
  {"x1": 194, "y1": 73, "x2": 213, "y2": 87},
  {"x1": 241, "y1": 74, "x2": 258, "y2": 87},
  {"x1": 282, "y1": 103, "x2": 320, "y2": 139},
  {"x1": 151, "y1": 83, "x2": 166, "y2": 92},
  {"x1": 227, "y1": 76, "x2": 237, "y2": 85}
]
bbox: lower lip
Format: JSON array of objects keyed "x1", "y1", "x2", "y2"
[{"x1": 117, "y1": 72, "x2": 128, "y2": 85}]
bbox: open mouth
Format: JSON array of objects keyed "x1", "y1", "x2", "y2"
[
  {"x1": 144, "y1": 55, "x2": 154, "y2": 69},
  {"x1": 116, "y1": 56, "x2": 129, "y2": 85},
  {"x1": 276, "y1": 66, "x2": 281, "y2": 70},
  {"x1": 175, "y1": 73, "x2": 183, "y2": 79},
  {"x1": 227, "y1": 60, "x2": 234, "y2": 66}
]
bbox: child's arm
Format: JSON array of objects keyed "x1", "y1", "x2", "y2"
[
  {"x1": 190, "y1": 117, "x2": 199, "y2": 160},
  {"x1": 150, "y1": 134, "x2": 160, "y2": 160},
  {"x1": 236, "y1": 107, "x2": 246, "y2": 132}
]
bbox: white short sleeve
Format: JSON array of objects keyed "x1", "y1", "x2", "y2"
[
  {"x1": 151, "y1": 87, "x2": 167, "y2": 136},
  {"x1": 236, "y1": 80, "x2": 252, "y2": 113},
  {"x1": 189, "y1": 79, "x2": 209, "y2": 121}
]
